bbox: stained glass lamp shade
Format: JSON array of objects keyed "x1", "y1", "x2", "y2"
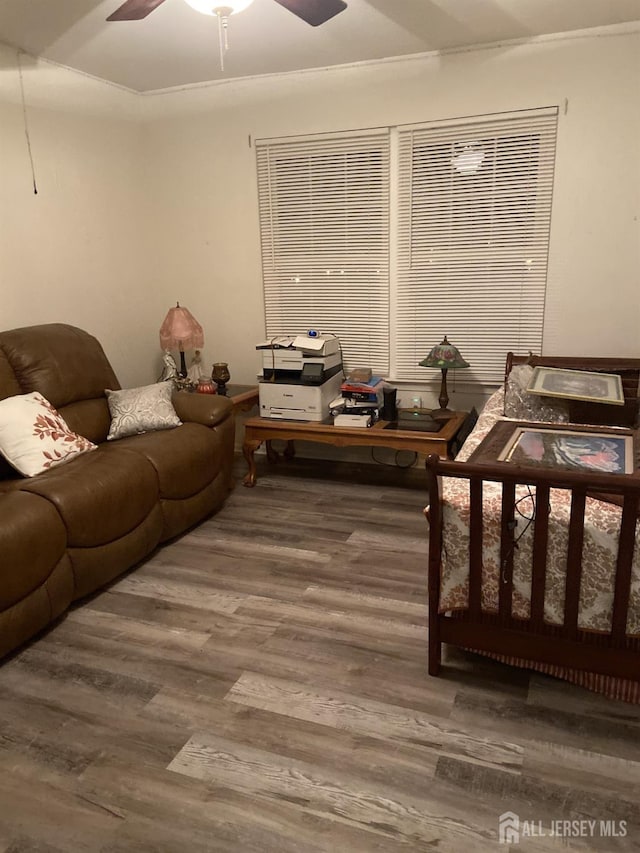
[{"x1": 419, "y1": 336, "x2": 470, "y2": 420}]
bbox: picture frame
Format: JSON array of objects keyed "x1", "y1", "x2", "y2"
[
  {"x1": 469, "y1": 420, "x2": 635, "y2": 475},
  {"x1": 526, "y1": 366, "x2": 625, "y2": 406}
]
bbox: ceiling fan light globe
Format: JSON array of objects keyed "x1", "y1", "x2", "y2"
[{"x1": 183, "y1": 0, "x2": 254, "y2": 15}]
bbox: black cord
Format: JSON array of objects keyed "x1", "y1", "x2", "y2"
[
  {"x1": 268, "y1": 335, "x2": 280, "y2": 381},
  {"x1": 370, "y1": 447, "x2": 417, "y2": 469},
  {"x1": 318, "y1": 331, "x2": 346, "y2": 380},
  {"x1": 501, "y1": 484, "x2": 536, "y2": 583},
  {"x1": 514, "y1": 485, "x2": 536, "y2": 523}
]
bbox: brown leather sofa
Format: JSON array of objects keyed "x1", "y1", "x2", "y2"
[{"x1": 0, "y1": 323, "x2": 234, "y2": 659}]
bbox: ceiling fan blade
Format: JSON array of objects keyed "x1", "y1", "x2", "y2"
[
  {"x1": 272, "y1": 0, "x2": 347, "y2": 27},
  {"x1": 107, "y1": 0, "x2": 168, "y2": 21}
]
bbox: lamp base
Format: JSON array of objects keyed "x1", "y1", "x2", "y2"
[{"x1": 430, "y1": 407, "x2": 456, "y2": 422}]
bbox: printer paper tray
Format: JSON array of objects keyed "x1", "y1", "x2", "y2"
[{"x1": 267, "y1": 409, "x2": 325, "y2": 422}]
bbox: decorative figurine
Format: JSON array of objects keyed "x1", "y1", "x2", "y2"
[
  {"x1": 158, "y1": 350, "x2": 179, "y2": 382},
  {"x1": 187, "y1": 349, "x2": 205, "y2": 385},
  {"x1": 211, "y1": 362, "x2": 230, "y2": 396}
]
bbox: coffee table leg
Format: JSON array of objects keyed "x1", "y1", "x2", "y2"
[
  {"x1": 266, "y1": 440, "x2": 279, "y2": 463},
  {"x1": 265, "y1": 440, "x2": 295, "y2": 462},
  {"x1": 242, "y1": 439, "x2": 262, "y2": 487}
]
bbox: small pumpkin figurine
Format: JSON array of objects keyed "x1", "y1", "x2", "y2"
[{"x1": 196, "y1": 377, "x2": 216, "y2": 395}]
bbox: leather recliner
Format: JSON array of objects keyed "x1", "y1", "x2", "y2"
[{"x1": 0, "y1": 323, "x2": 234, "y2": 658}]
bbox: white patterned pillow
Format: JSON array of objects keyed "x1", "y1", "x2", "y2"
[
  {"x1": 106, "y1": 382, "x2": 181, "y2": 440},
  {"x1": 0, "y1": 392, "x2": 97, "y2": 477}
]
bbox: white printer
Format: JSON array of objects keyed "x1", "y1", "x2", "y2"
[
  {"x1": 257, "y1": 334, "x2": 343, "y2": 421},
  {"x1": 257, "y1": 334, "x2": 341, "y2": 385}
]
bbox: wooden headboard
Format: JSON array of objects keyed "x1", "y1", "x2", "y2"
[{"x1": 505, "y1": 353, "x2": 640, "y2": 428}]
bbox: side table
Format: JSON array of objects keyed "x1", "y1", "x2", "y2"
[{"x1": 224, "y1": 384, "x2": 259, "y2": 414}]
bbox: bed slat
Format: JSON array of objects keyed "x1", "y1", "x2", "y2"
[
  {"x1": 531, "y1": 484, "x2": 550, "y2": 625},
  {"x1": 611, "y1": 494, "x2": 639, "y2": 645},
  {"x1": 499, "y1": 481, "x2": 516, "y2": 619},
  {"x1": 425, "y1": 460, "x2": 443, "y2": 676},
  {"x1": 563, "y1": 490, "x2": 586, "y2": 638}
]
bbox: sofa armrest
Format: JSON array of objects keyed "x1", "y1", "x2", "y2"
[{"x1": 172, "y1": 392, "x2": 232, "y2": 428}]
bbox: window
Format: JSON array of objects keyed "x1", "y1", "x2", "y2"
[
  {"x1": 256, "y1": 131, "x2": 390, "y2": 373},
  {"x1": 395, "y1": 109, "x2": 558, "y2": 383},
  {"x1": 256, "y1": 108, "x2": 558, "y2": 384}
]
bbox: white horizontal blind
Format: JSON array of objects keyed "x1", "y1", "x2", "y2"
[
  {"x1": 395, "y1": 108, "x2": 558, "y2": 383},
  {"x1": 256, "y1": 131, "x2": 390, "y2": 372}
]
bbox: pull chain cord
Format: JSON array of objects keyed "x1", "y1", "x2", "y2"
[
  {"x1": 216, "y1": 12, "x2": 230, "y2": 71},
  {"x1": 17, "y1": 50, "x2": 38, "y2": 194}
]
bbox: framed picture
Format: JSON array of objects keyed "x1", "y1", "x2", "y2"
[
  {"x1": 527, "y1": 366, "x2": 625, "y2": 406},
  {"x1": 469, "y1": 420, "x2": 635, "y2": 475},
  {"x1": 499, "y1": 426, "x2": 634, "y2": 474}
]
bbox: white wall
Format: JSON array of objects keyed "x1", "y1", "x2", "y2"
[
  {"x1": 141, "y1": 25, "x2": 640, "y2": 414},
  {"x1": 0, "y1": 45, "x2": 163, "y2": 388}
]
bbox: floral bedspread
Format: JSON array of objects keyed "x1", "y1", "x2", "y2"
[{"x1": 438, "y1": 387, "x2": 640, "y2": 635}]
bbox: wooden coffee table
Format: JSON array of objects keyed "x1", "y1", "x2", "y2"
[{"x1": 242, "y1": 411, "x2": 468, "y2": 487}]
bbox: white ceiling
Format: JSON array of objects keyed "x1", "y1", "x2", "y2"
[{"x1": 0, "y1": 0, "x2": 639, "y2": 93}]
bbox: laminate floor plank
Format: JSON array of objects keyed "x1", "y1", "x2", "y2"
[
  {"x1": 450, "y1": 690, "x2": 640, "y2": 762},
  {"x1": 0, "y1": 691, "x2": 187, "y2": 774},
  {"x1": 87, "y1": 588, "x2": 279, "y2": 640},
  {"x1": 84, "y1": 757, "x2": 419, "y2": 853},
  {"x1": 346, "y1": 529, "x2": 427, "y2": 553},
  {"x1": 256, "y1": 631, "x2": 457, "y2": 716},
  {"x1": 208, "y1": 516, "x2": 355, "y2": 545},
  {"x1": 143, "y1": 556, "x2": 311, "y2": 604},
  {"x1": 0, "y1": 751, "x2": 123, "y2": 852},
  {"x1": 526, "y1": 674, "x2": 640, "y2": 723},
  {"x1": 145, "y1": 686, "x2": 444, "y2": 790},
  {"x1": 181, "y1": 530, "x2": 334, "y2": 566},
  {"x1": 522, "y1": 739, "x2": 640, "y2": 800},
  {"x1": 226, "y1": 672, "x2": 523, "y2": 773},
  {"x1": 0, "y1": 456, "x2": 638, "y2": 851},
  {"x1": 168, "y1": 730, "x2": 498, "y2": 852},
  {"x1": 62, "y1": 605, "x2": 213, "y2": 650},
  {"x1": 236, "y1": 595, "x2": 425, "y2": 644},
  {"x1": 300, "y1": 584, "x2": 427, "y2": 621},
  {"x1": 108, "y1": 575, "x2": 247, "y2": 614},
  {"x1": 28, "y1": 623, "x2": 241, "y2": 701},
  {"x1": 1, "y1": 648, "x2": 159, "y2": 712}
]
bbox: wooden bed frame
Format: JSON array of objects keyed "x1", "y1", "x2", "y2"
[{"x1": 425, "y1": 355, "x2": 640, "y2": 685}]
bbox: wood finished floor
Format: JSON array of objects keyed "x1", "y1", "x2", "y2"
[{"x1": 1, "y1": 455, "x2": 640, "y2": 852}]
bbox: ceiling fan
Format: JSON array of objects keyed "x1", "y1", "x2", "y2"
[{"x1": 107, "y1": 0, "x2": 348, "y2": 27}]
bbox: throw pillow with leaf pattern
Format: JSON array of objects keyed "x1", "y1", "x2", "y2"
[{"x1": 0, "y1": 391, "x2": 97, "y2": 477}]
